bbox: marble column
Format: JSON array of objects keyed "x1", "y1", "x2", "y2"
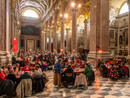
[
  {"x1": 48, "y1": 27, "x2": 51, "y2": 51},
  {"x1": 128, "y1": 0, "x2": 130, "y2": 58},
  {"x1": 41, "y1": 31, "x2": 45, "y2": 52},
  {"x1": 40, "y1": 31, "x2": 44, "y2": 51},
  {"x1": 43, "y1": 32, "x2": 45, "y2": 51},
  {"x1": 0, "y1": 0, "x2": 12, "y2": 66},
  {"x1": 88, "y1": 0, "x2": 110, "y2": 65},
  {"x1": 84, "y1": 19, "x2": 88, "y2": 50},
  {"x1": 60, "y1": 18, "x2": 65, "y2": 51},
  {"x1": 53, "y1": 23, "x2": 57, "y2": 52},
  {"x1": 71, "y1": 8, "x2": 78, "y2": 52},
  {"x1": 45, "y1": 31, "x2": 47, "y2": 51},
  {"x1": 24, "y1": 38, "x2": 26, "y2": 53},
  {"x1": 66, "y1": 28, "x2": 70, "y2": 52}
]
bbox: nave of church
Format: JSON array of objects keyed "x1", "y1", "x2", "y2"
[{"x1": 0, "y1": 0, "x2": 130, "y2": 98}]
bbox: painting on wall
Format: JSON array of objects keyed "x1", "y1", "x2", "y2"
[
  {"x1": 27, "y1": 40, "x2": 35, "y2": 52},
  {"x1": 21, "y1": 25, "x2": 39, "y2": 36}
]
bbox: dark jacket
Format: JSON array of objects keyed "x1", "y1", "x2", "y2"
[
  {"x1": 20, "y1": 72, "x2": 32, "y2": 80},
  {"x1": 7, "y1": 74, "x2": 17, "y2": 84},
  {"x1": 54, "y1": 62, "x2": 62, "y2": 74},
  {"x1": 33, "y1": 75, "x2": 45, "y2": 93},
  {"x1": 62, "y1": 66, "x2": 74, "y2": 83},
  {"x1": 0, "y1": 79, "x2": 15, "y2": 96}
]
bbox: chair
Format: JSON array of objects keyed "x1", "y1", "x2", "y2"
[
  {"x1": 63, "y1": 73, "x2": 74, "y2": 88},
  {"x1": 16, "y1": 79, "x2": 32, "y2": 98},
  {"x1": 33, "y1": 75, "x2": 45, "y2": 93},
  {"x1": 0, "y1": 79, "x2": 15, "y2": 97}
]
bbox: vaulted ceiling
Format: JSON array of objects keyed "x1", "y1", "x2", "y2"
[{"x1": 19, "y1": 0, "x2": 51, "y2": 19}]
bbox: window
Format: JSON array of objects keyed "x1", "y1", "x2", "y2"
[
  {"x1": 37, "y1": 40, "x2": 40, "y2": 48},
  {"x1": 119, "y1": 3, "x2": 129, "y2": 14},
  {"x1": 22, "y1": 10, "x2": 39, "y2": 18},
  {"x1": 21, "y1": 39, "x2": 24, "y2": 47}
]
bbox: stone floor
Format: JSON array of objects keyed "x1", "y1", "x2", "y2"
[{"x1": 28, "y1": 70, "x2": 130, "y2": 98}]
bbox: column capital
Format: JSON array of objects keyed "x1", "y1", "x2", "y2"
[
  {"x1": 84, "y1": 19, "x2": 88, "y2": 23},
  {"x1": 48, "y1": 27, "x2": 52, "y2": 30},
  {"x1": 71, "y1": 8, "x2": 78, "y2": 13},
  {"x1": 60, "y1": 17, "x2": 65, "y2": 22},
  {"x1": 53, "y1": 23, "x2": 57, "y2": 27},
  {"x1": 66, "y1": 28, "x2": 70, "y2": 31}
]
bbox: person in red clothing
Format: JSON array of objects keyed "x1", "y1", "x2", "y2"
[
  {"x1": 0, "y1": 68, "x2": 5, "y2": 82},
  {"x1": 121, "y1": 62, "x2": 129, "y2": 77},
  {"x1": 22, "y1": 63, "x2": 31, "y2": 71}
]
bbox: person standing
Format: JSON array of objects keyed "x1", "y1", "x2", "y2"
[{"x1": 54, "y1": 59, "x2": 62, "y2": 87}]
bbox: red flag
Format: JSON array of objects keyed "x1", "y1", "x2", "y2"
[{"x1": 12, "y1": 37, "x2": 17, "y2": 52}]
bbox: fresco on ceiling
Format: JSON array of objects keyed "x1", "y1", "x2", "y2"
[{"x1": 21, "y1": 25, "x2": 39, "y2": 36}]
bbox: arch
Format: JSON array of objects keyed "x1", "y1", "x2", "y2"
[
  {"x1": 22, "y1": 9, "x2": 39, "y2": 19},
  {"x1": 119, "y1": 2, "x2": 129, "y2": 14},
  {"x1": 77, "y1": 14, "x2": 85, "y2": 28}
]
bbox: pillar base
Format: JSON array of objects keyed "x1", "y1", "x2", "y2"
[
  {"x1": 87, "y1": 51, "x2": 112, "y2": 66},
  {"x1": 0, "y1": 51, "x2": 12, "y2": 66}
]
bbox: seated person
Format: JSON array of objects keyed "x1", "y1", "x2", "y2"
[
  {"x1": 20, "y1": 71, "x2": 32, "y2": 80},
  {"x1": 62, "y1": 65, "x2": 74, "y2": 87},
  {"x1": 99, "y1": 62, "x2": 108, "y2": 77},
  {"x1": 0, "y1": 68, "x2": 6, "y2": 82},
  {"x1": 1, "y1": 66, "x2": 8, "y2": 76},
  {"x1": 41, "y1": 61, "x2": 47, "y2": 71},
  {"x1": 121, "y1": 62, "x2": 129, "y2": 77},
  {"x1": 22, "y1": 63, "x2": 30, "y2": 71},
  {"x1": 13, "y1": 63, "x2": 20, "y2": 72},
  {"x1": 80, "y1": 61, "x2": 86, "y2": 68},
  {"x1": 35, "y1": 64, "x2": 42, "y2": 73},
  {"x1": 83, "y1": 63, "x2": 92, "y2": 85},
  {"x1": 7, "y1": 69, "x2": 17, "y2": 84},
  {"x1": 32, "y1": 69, "x2": 42, "y2": 79},
  {"x1": 7, "y1": 65, "x2": 13, "y2": 72}
]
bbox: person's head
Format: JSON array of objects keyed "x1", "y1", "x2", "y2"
[
  {"x1": 7, "y1": 65, "x2": 12, "y2": 70},
  {"x1": 31, "y1": 68, "x2": 35, "y2": 72},
  {"x1": 35, "y1": 65, "x2": 40, "y2": 69},
  {"x1": 58, "y1": 58, "x2": 62, "y2": 62},
  {"x1": 26, "y1": 63, "x2": 29, "y2": 67},
  {"x1": 16, "y1": 63, "x2": 20, "y2": 67},
  {"x1": 121, "y1": 62, "x2": 125, "y2": 66},
  {"x1": 1, "y1": 66, "x2": 5, "y2": 70},
  {"x1": 9, "y1": 69, "x2": 14, "y2": 74},
  {"x1": 87, "y1": 61, "x2": 91, "y2": 66},
  {"x1": 67, "y1": 65, "x2": 71, "y2": 69},
  {"x1": 85, "y1": 63, "x2": 89, "y2": 67},
  {"x1": 111, "y1": 64, "x2": 114, "y2": 67}
]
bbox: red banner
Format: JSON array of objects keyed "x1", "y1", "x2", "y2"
[{"x1": 12, "y1": 37, "x2": 17, "y2": 52}]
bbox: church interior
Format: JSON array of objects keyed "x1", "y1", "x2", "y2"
[{"x1": 0, "y1": 0, "x2": 130, "y2": 98}]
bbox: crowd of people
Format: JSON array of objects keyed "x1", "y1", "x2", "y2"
[
  {"x1": 97, "y1": 58, "x2": 129, "y2": 80},
  {"x1": 0, "y1": 51, "x2": 129, "y2": 97}
]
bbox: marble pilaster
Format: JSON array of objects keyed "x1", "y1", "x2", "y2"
[
  {"x1": 71, "y1": 8, "x2": 78, "y2": 52},
  {"x1": 45, "y1": 31, "x2": 47, "y2": 51},
  {"x1": 88, "y1": 0, "x2": 111, "y2": 65},
  {"x1": 66, "y1": 28, "x2": 70, "y2": 52},
  {"x1": 0, "y1": 0, "x2": 12, "y2": 66},
  {"x1": 60, "y1": 18, "x2": 65, "y2": 51},
  {"x1": 48, "y1": 27, "x2": 51, "y2": 51},
  {"x1": 84, "y1": 19, "x2": 88, "y2": 50},
  {"x1": 53, "y1": 23, "x2": 57, "y2": 52},
  {"x1": 128, "y1": 0, "x2": 130, "y2": 58},
  {"x1": 41, "y1": 31, "x2": 45, "y2": 51}
]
